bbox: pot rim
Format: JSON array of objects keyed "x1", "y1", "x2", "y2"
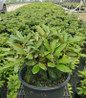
[{"x1": 19, "y1": 67, "x2": 70, "y2": 91}]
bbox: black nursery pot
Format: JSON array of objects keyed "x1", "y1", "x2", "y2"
[
  {"x1": 0, "y1": 81, "x2": 7, "y2": 98},
  {"x1": 19, "y1": 67, "x2": 70, "y2": 98}
]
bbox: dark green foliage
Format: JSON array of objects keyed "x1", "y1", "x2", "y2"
[
  {"x1": 40, "y1": 70, "x2": 48, "y2": 80},
  {"x1": 4, "y1": 25, "x2": 85, "y2": 86},
  {"x1": 48, "y1": 68, "x2": 61, "y2": 80},
  {"x1": 0, "y1": 2, "x2": 86, "y2": 37}
]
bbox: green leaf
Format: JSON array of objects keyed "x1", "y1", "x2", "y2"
[
  {"x1": 38, "y1": 63, "x2": 47, "y2": 71},
  {"x1": 1, "y1": 48, "x2": 10, "y2": 51},
  {"x1": 66, "y1": 52, "x2": 78, "y2": 57},
  {"x1": 12, "y1": 44, "x2": 25, "y2": 54},
  {"x1": 48, "y1": 62, "x2": 56, "y2": 67},
  {"x1": 5, "y1": 57, "x2": 15, "y2": 61},
  {"x1": 14, "y1": 65, "x2": 20, "y2": 72},
  {"x1": 80, "y1": 54, "x2": 86, "y2": 57},
  {"x1": 44, "y1": 51, "x2": 50, "y2": 56},
  {"x1": 44, "y1": 39, "x2": 51, "y2": 52},
  {"x1": 0, "y1": 51, "x2": 15, "y2": 56},
  {"x1": 54, "y1": 51, "x2": 62, "y2": 57},
  {"x1": 63, "y1": 33, "x2": 67, "y2": 42},
  {"x1": 41, "y1": 51, "x2": 50, "y2": 57},
  {"x1": 77, "y1": 90, "x2": 83, "y2": 95},
  {"x1": 34, "y1": 32, "x2": 39, "y2": 41},
  {"x1": 48, "y1": 68, "x2": 57, "y2": 80},
  {"x1": 0, "y1": 66, "x2": 11, "y2": 71},
  {"x1": 35, "y1": 39, "x2": 42, "y2": 48},
  {"x1": 32, "y1": 66, "x2": 40, "y2": 74},
  {"x1": 26, "y1": 54, "x2": 33, "y2": 59},
  {"x1": 68, "y1": 36, "x2": 84, "y2": 43},
  {"x1": 59, "y1": 55, "x2": 73, "y2": 64},
  {"x1": 24, "y1": 33, "x2": 32, "y2": 44},
  {"x1": 15, "y1": 57, "x2": 25, "y2": 64},
  {"x1": 56, "y1": 42, "x2": 61, "y2": 48},
  {"x1": 55, "y1": 43, "x2": 66, "y2": 56},
  {"x1": 26, "y1": 60, "x2": 37, "y2": 66},
  {"x1": 57, "y1": 34, "x2": 65, "y2": 44},
  {"x1": 56, "y1": 64, "x2": 72, "y2": 72},
  {"x1": 40, "y1": 24, "x2": 50, "y2": 35},
  {"x1": 10, "y1": 35, "x2": 18, "y2": 41},
  {"x1": 16, "y1": 31, "x2": 24, "y2": 40},
  {"x1": 50, "y1": 40, "x2": 57, "y2": 53},
  {"x1": 0, "y1": 62, "x2": 15, "y2": 71},
  {"x1": 58, "y1": 43, "x2": 67, "y2": 52},
  {"x1": 35, "y1": 26, "x2": 45, "y2": 36},
  {"x1": 13, "y1": 58, "x2": 24, "y2": 72},
  {"x1": 46, "y1": 54, "x2": 54, "y2": 61}
]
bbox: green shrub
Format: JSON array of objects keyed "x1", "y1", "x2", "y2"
[
  {"x1": 0, "y1": 2, "x2": 86, "y2": 98},
  {"x1": 77, "y1": 68, "x2": 86, "y2": 96},
  {"x1": 0, "y1": 25, "x2": 85, "y2": 98}
]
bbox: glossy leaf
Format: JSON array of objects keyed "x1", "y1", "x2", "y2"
[
  {"x1": 80, "y1": 54, "x2": 86, "y2": 57},
  {"x1": 40, "y1": 24, "x2": 50, "y2": 35},
  {"x1": 32, "y1": 66, "x2": 40, "y2": 74},
  {"x1": 59, "y1": 55, "x2": 73, "y2": 64},
  {"x1": 48, "y1": 62, "x2": 56, "y2": 67},
  {"x1": 63, "y1": 33, "x2": 67, "y2": 42},
  {"x1": 55, "y1": 43, "x2": 66, "y2": 56},
  {"x1": 56, "y1": 64, "x2": 72, "y2": 72},
  {"x1": 46, "y1": 54, "x2": 54, "y2": 61},
  {"x1": 26, "y1": 54, "x2": 33, "y2": 59},
  {"x1": 68, "y1": 36, "x2": 84, "y2": 43},
  {"x1": 12, "y1": 44, "x2": 25, "y2": 54},
  {"x1": 57, "y1": 34, "x2": 65, "y2": 44},
  {"x1": 35, "y1": 39, "x2": 42, "y2": 48},
  {"x1": 50, "y1": 40, "x2": 57, "y2": 53},
  {"x1": 16, "y1": 31, "x2": 24, "y2": 40},
  {"x1": 35, "y1": 26, "x2": 45, "y2": 36},
  {"x1": 44, "y1": 39, "x2": 51, "y2": 52},
  {"x1": 26, "y1": 60, "x2": 37, "y2": 66},
  {"x1": 38, "y1": 63, "x2": 47, "y2": 71}
]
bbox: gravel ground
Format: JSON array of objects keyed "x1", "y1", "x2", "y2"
[{"x1": 6, "y1": 3, "x2": 30, "y2": 12}]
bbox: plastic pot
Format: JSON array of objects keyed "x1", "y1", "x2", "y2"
[
  {"x1": 19, "y1": 67, "x2": 70, "y2": 98},
  {"x1": 0, "y1": 82, "x2": 7, "y2": 98}
]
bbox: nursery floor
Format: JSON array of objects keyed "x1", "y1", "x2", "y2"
[
  {"x1": 64, "y1": 8, "x2": 86, "y2": 22},
  {"x1": 17, "y1": 84, "x2": 71, "y2": 98},
  {"x1": 6, "y1": 3, "x2": 30, "y2": 12},
  {"x1": 56, "y1": 4, "x2": 86, "y2": 22},
  {"x1": 76, "y1": 12, "x2": 86, "y2": 22},
  {"x1": 66, "y1": 10, "x2": 86, "y2": 22}
]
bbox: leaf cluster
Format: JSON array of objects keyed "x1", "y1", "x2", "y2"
[
  {"x1": 77, "y1": 68, "x2": 86, "y2": 96},
  {"x1": 5, "y1": 25, "x2": 85, "y2": 84},
  {"x1": 0, "y1": 2, "x2": 86, "y2": 39}
]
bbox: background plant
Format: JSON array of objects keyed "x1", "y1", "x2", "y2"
[
  {"x1": 77, "y1": 68, "x2": 86, "y2": 96},
  {"x1": 0, "y1": 2, "x2": 86, "y2": 38},
  {"x1": 53, "y1": 1, "x2": 85, "y2": 10},
  {"x1": 0, "y1": 33, "x2": 20, "y2": 98}
]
